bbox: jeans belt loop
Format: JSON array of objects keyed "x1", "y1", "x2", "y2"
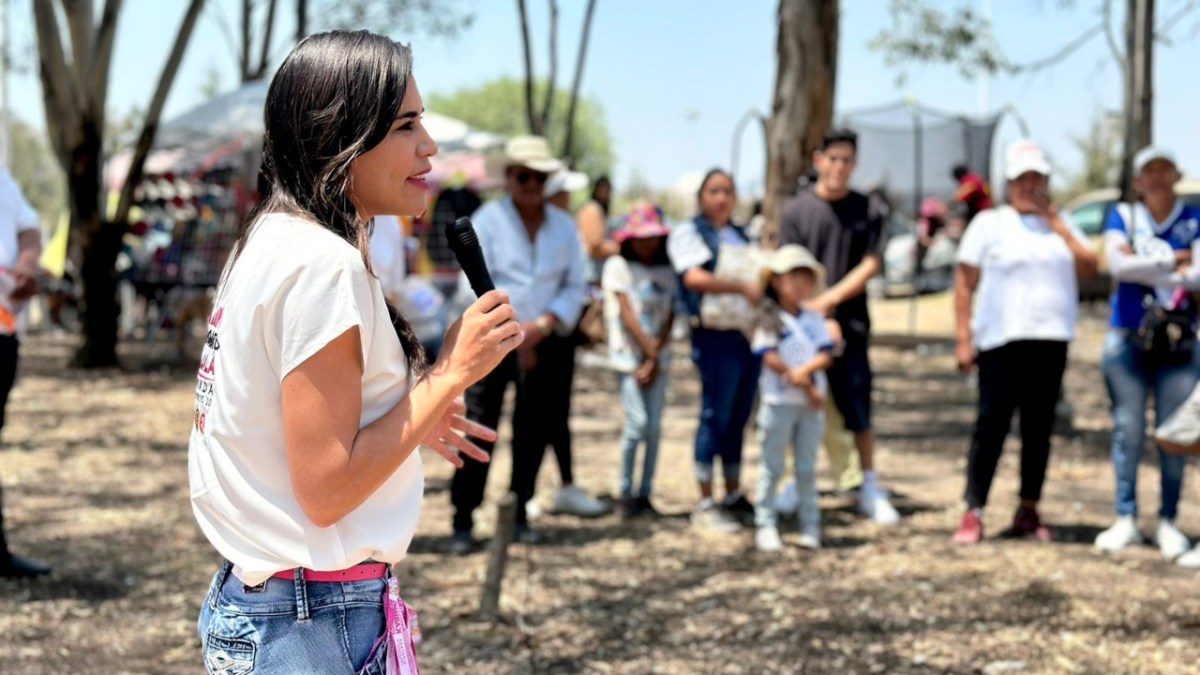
[
  {"x1": 293, "y1": 566, "x2": 311, "y2": 624},
  {"x1": 210, "y1": 560, "x2": 233, "y2": 610}
]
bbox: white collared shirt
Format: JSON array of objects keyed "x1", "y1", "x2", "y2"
[{"x1": 465, "y1": 196, "x2": 586, "y2": 332}]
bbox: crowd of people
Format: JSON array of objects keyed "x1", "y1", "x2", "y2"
[{"x1": 438, "y1": 129, "x2": 1200, "y2": 563}]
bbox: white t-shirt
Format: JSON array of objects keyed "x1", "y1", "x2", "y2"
[
  {"x1": 0, "y1": 169, "x2": 39, "y2": 270},
  {"x1": 0, "y1": 169, "x2": 40, "y2": 334},
  {"x1": 369, "y1": 215, "x2": 444, "y2": 344},
  {"x1": 957, "y1": 206, "x2": 1086, "y2": 352},
  {"x1": 188, "y1": 213, "x2": 423, "y2": 586},
  {"x1": 751, "y1": 309, "x2": 835, "y2": 405},
  {"x1": 601, "y1": 255, "x2": 676, "y2": 373}
]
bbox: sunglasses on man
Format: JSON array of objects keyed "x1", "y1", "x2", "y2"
[{"x1": 513, "y1": 170, "x2": 548, "y2": 185}]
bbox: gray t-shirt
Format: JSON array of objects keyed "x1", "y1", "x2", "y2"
[{"x1": 778, "y1": 189, "x2": 887, "y2": 343}]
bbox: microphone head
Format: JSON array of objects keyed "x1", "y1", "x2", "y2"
[{"x1": 446, "y1": 217, "x2": 479, "y2": 252}]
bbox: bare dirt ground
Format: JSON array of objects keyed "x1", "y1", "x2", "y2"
[{"x1": 2, "y1": 300, "x2": 1200, "y2": 674}]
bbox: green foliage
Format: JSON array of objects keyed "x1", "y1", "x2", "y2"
[
  {"x1": 8, "y1": 117, "x2": 66, "y2": 231},
  {"x1": 1062, "y1": 112, "x2": 1122, "y2": 200},
  {"x1": 428, "y1": 77, "x2": 615, "y2": 179},
  {"x1": 870, "y1": 0, "x2": 1007, "y2": 83}
]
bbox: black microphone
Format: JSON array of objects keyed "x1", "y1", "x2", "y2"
[{"x1": 445, "y1": 217, "x2": 495, "y2": 297}]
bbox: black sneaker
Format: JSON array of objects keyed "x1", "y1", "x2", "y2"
[
  {"x1": 515, "y1": 524, "x2": 544, "y2": 545},
  {"x1": 722, "y1": 492, "x2": 756, "y2": 527},
  {"x1": 635, "y1": 497, "x2": 660, "y2": 518},
  {"x1": 0, "y1": 554, "x2": 52, "y2": 579},
  {"x1": 614, "y1": 497, "x2": 637, "y2": 520},
  {"x1": 448, "y1": 530, "x2": 478, "y2": 556}
]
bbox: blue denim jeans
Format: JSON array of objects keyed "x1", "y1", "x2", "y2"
[
  {"x1": 198, "y1": 561, "x2": 391, "y2": 674},
  {"x1": 691, "y1": 328, "x2": 760, "y2": 483},
  {"x1": 755, "y1": 402, "x2": 824, "y2": 528},
  {"x1": 617, "y1": 369, "x2": 669, "y2": 499},
  {"x1": 1102, "y1": 331, "x2": 1198, "y2": 519}
]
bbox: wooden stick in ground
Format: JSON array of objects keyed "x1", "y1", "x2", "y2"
[{"x1": 478, "y1": 492, "x2": 517, "y2": 621}]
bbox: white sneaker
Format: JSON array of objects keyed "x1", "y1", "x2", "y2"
[
  {"x1": 525, "y1": 498, "x2": 543, "y2": 521},
  {"x1": 550, "y1": 485, "x2": 608, "y2": 518},
  {"x1": 1094, "y1": 516, "x2": 1143, "y2": 552},
  {"x1": 1177, "y1": 544, "x2": 1200, "y2": 568},
  {"x1": 756, "y1": 525, "x2": 784, "y2": 552},
  {"x1": 858, "y1": 489, "x2": 901, "y2": 526},
  {"x1": 1156, "y1": 520, "x2": 1191, "y2": 561},
  {"x1": 798, "y1": 525, "x2": 822, "y2": 550}
]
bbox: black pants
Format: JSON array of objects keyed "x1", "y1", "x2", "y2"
[
  {"x1": 450, "y1": 334, "x2": 576, "y2": 532},
  {"x1": 964, "y1": 340, "x2": 1068, "y2": 509},
  {"x1": 0, "y1": 335, "x2": 20, "y2": 557}
]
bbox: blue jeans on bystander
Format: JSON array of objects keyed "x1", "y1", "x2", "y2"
[{"x1": 1102, "y1": 331, "x2": 1198, "y2": 520}]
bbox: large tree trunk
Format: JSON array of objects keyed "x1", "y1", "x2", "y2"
[
  {"x1": 763, "y1": 0, "x2": 839, "y2": 247},
  {"x1": 69, "y1": 116, "x2": 122, "y2": 368},
  {"x1": 1118, "y1": 0, "x2": 1154, "y2": 201}
]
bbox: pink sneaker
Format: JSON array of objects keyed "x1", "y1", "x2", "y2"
[{"x1": 953, "y1": 509, "x2": 984, "y2": 544}]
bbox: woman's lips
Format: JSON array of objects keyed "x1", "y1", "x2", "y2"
[{"x1": 406, "y1": 174, "x2": 428, "y2": 189}]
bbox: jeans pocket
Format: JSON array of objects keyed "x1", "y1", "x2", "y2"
[{"x1": 203, "y1": 633, "x2": 257, "y2": 675}]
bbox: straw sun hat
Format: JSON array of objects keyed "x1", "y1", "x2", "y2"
[{"x1": 760, "y1": 244, "x2": 826, "y2": 292}]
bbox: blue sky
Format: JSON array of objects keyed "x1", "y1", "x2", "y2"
[{"x1": 7, "y1": 0, "x2": 1200, "y2": 192}]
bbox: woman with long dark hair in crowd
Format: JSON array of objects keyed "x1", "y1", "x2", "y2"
[
  {"x1": 667, "y1": 169, "x2": 762, "y2": 533},
  {"x1": 1095, "y1": 147, "x2": 1200, "y2": 563},
  {"x1": 189, "y1": 31, "x2": 521, "y2": 673},
  {"x1": 952, "y1": 140, "x2": 1097, "y2": 544}
]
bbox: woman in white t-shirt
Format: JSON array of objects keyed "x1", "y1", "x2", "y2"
[
  {"x1": 951, "y1": 140, "x2": 1097, "y2": 546},
  {"x1": 190, "y1": 31, "x2": 521, "y2": 674}
]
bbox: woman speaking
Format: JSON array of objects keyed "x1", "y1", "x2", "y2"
[{"x1": 189, "y1": 31, "x2": 521, "y2": 673}]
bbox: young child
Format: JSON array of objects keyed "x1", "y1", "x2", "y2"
[
  {"x1": 602, "y1": 203, "x2": 676, "y2": 518},
  {"x1": 752, "y1": 245, "x2": 837, "y2": 551}
]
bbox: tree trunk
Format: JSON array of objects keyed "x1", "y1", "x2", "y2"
[
  {"x1": 297, "y1": 0, "x2": 308, "y2": 41},
  {"x1": 69, "y1": 116, "x2": 122, "y2": 368},
  {"x1": 515, "y1": 0, "x2": 541, "y2": 134},
  {"x1": 1119, "y1": 0, "x2": 1154, "y2": 201},
  {"x1": 562, "y1": 0, "x2": 598, "y2": 164},
  {"x1": 540, "y1": 0, "x2": 558, "y2": 134},
  {"x1": 763, "y1": 0, "x2": 839, "y2": 247}
]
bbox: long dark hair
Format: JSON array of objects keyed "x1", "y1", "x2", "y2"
[
  {"x1": 591, "y1": 175, "x2": 611, "y2": 216},
  {"x1": 225, "y1": 30, "x2": 425, "y2": 374}
]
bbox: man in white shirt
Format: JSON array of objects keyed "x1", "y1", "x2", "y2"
[
  {"x1": 449, "y1": 137, "x2": 599, "y2": 553},
  {"x1": 0, "y1": 168, "x2": 48, "y2": 578}
]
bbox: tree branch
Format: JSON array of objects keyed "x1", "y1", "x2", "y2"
[
  {"x1": 562, "y1": 0, "x2": 598, "y2": 162},
  {"x1": 297, "y1": 0, "x2": 308, "y2": 41},
  {"x1": 240, "y1": 0, "x2": 252, "y2": 81},
  {"x1": 116, "y1": 0, "x2": 208, "y2": 225},
  {"x1": 88, "y1": 0, "x2": 124, "y2": 130},
  {"x1": 1011, "y1": 22, "x2": 1104, "y2": 72},
  {"x1": 516, "y1": 0, "x2": 539, "y2": 134},
  {"x1": 206, "y1": 0, "x2": 244, "y2": 74},
  {"x1": 60, "y1": 0, "x2": 94, "y2": 87},
  {"x1": 33, "y1": 0, "x2": 80, "y2": 172},
  {"x1": 1102, "y1": 0, "x2": 1127, "y2": 65},
  {"x1": 540, "y1": 0, "x2": 558, "y2": 134},
  {"x1": 1157, "y1": 0, "x2": 1200, "y2": 39},
  {"x1": 253, "y1": 0, "x2": 279, "y2": 80}
]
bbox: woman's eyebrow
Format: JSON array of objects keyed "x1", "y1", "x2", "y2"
[{"x1": 395, "y1": 108, "x2": 425, "y2": 122}]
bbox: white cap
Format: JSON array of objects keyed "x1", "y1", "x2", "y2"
[
  {"x1": 543, "y1": 170, "x2": 589, "y2": 198},
  {"x1": 1004, "y1": 139, "x2": 1052, "y2": 180},
  {"x1": 1134, "y1": 146, "x2": 1178, "y2": 174}
]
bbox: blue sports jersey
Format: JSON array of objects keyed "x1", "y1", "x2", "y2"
[{"x1": 1107, "y1": 201, "x2": 1200, "y2": 330}]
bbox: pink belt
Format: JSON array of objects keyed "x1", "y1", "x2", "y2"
[{"x1": 272, "y1": 562, "x2": 389, "y2": 583}]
